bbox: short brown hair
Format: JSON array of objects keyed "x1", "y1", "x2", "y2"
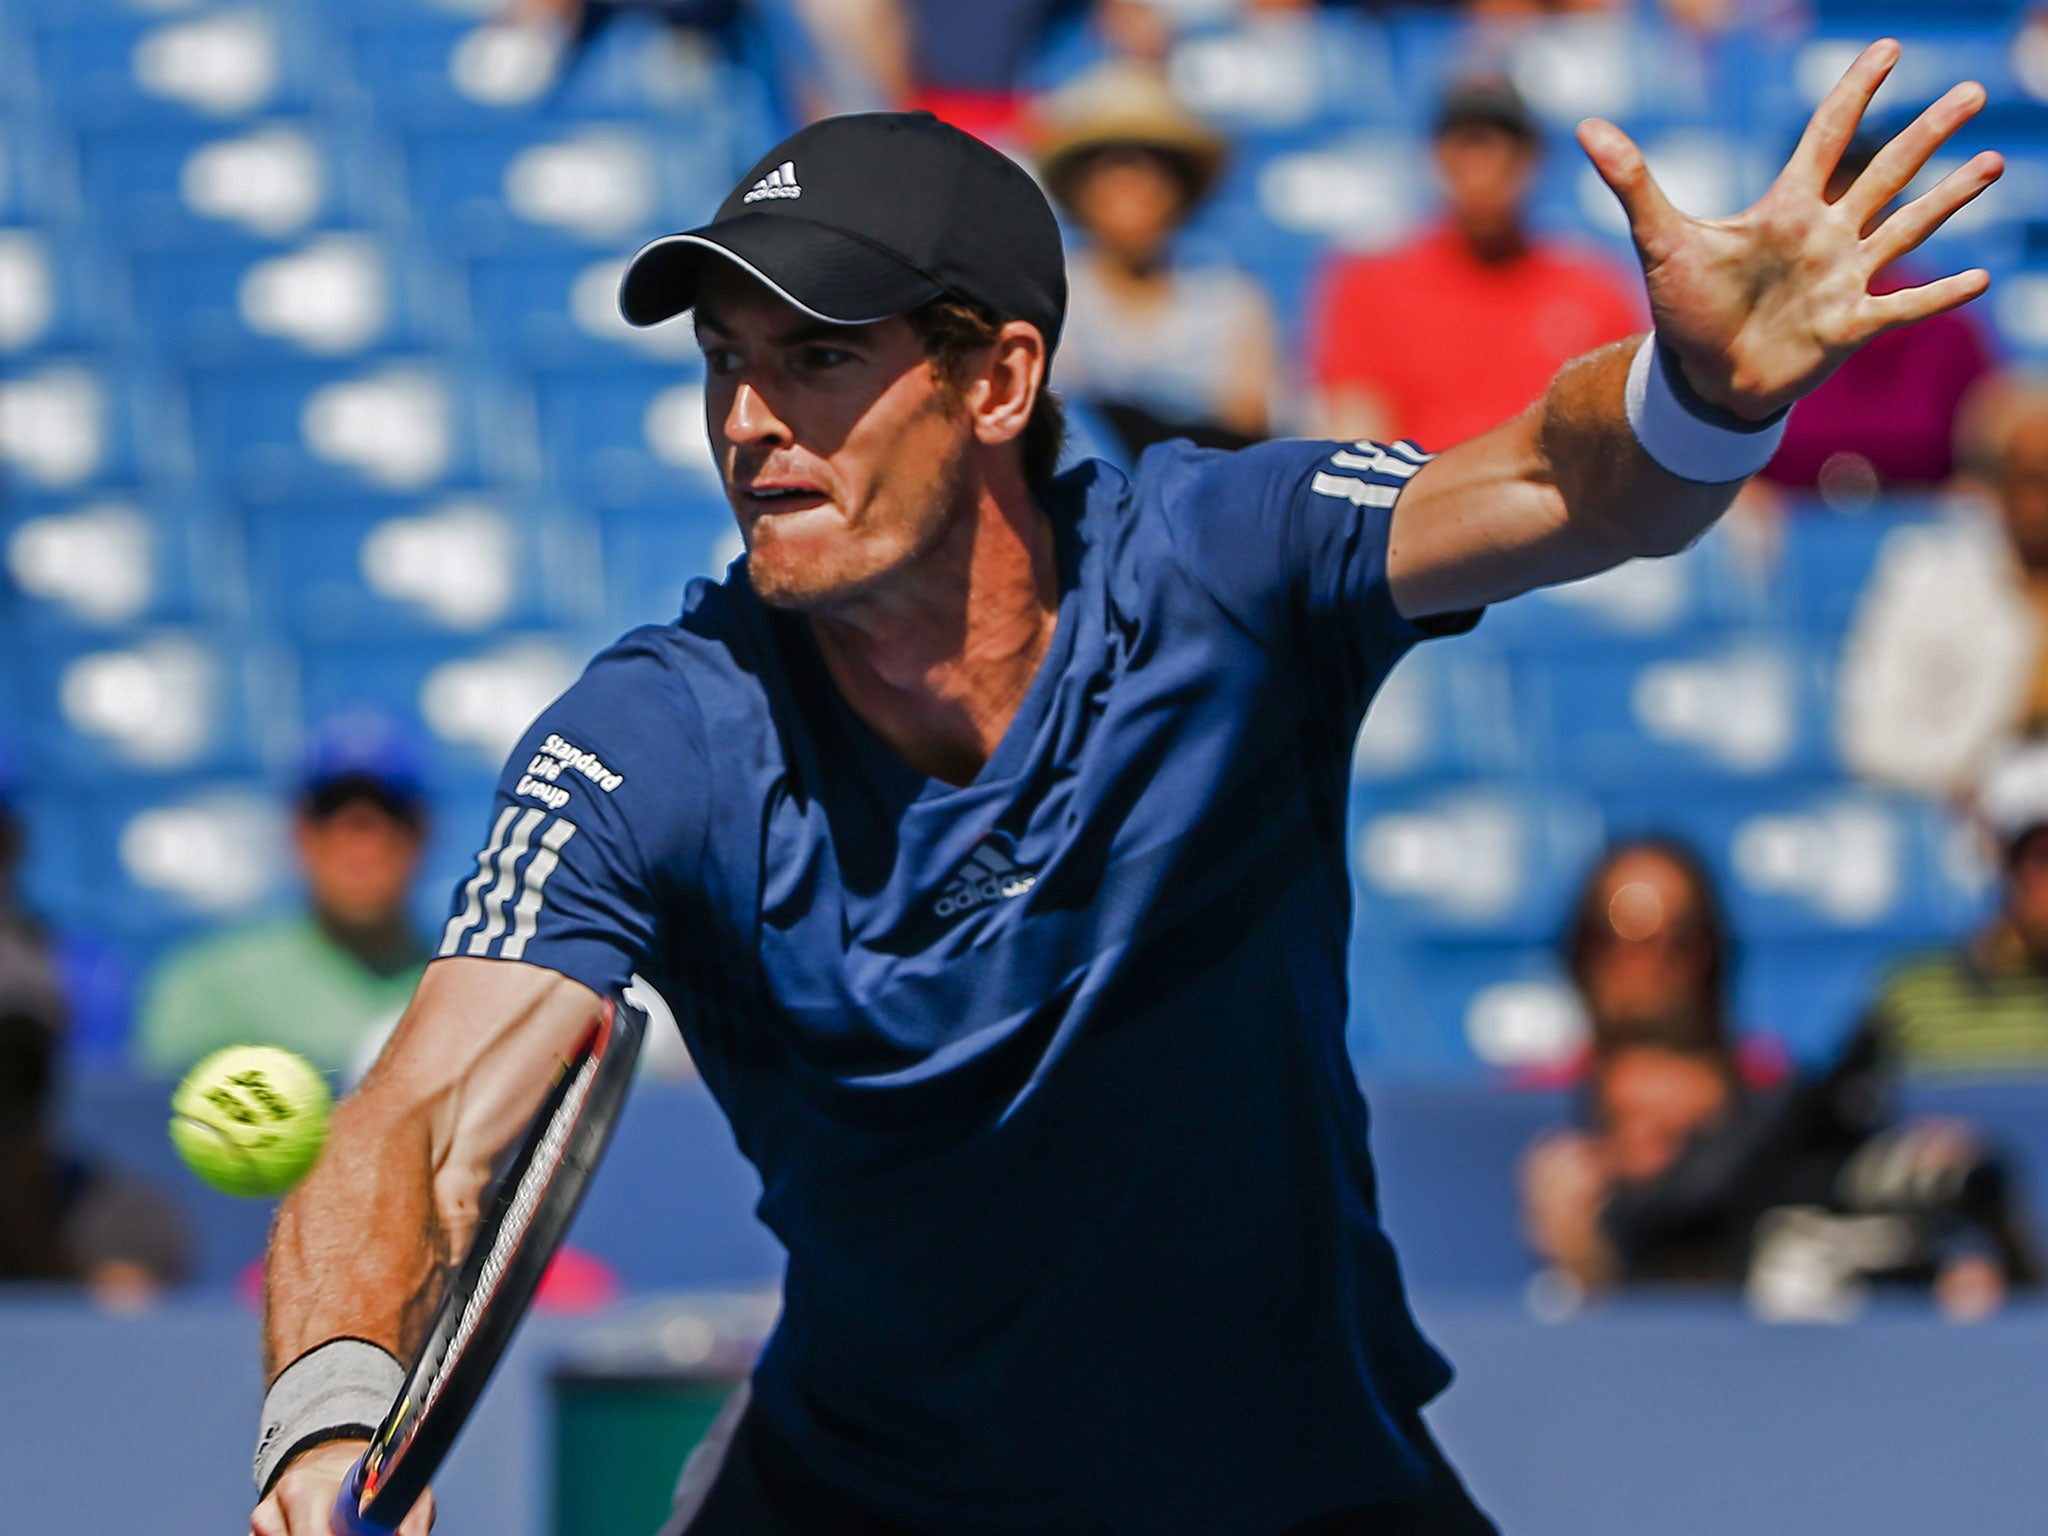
[{"x1": 903, "y1": 296, "x2": 1066, "y2": 488}]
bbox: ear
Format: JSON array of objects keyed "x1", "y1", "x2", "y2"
[{"x1": 966, "y1": 320, "x2": 1047, "y2": 451}]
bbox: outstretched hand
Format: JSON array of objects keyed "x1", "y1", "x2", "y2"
[{"x1": 1579, "y1": 38, "x2": 2003, "y2": 422}]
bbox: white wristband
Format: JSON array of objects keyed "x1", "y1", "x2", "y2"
[
  {"x1": 254, "y1": 1338, "x2": 404, "y2": 1497},
  {"x1": 1624, "y1": 333, "x2": 1788, "y2": 484}
]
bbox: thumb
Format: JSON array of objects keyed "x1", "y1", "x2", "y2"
[{"x1": 1578, "y1": 118, "x2": 1681, "y2": 262}]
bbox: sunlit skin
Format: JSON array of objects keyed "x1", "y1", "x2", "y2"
[
  {"x1": 693, "y1": 262, "x2": 1058, "y2": 784},
  {"x1": 1580, "y1": 850, "x2": 1715, "y2": 1041},
  {"x1": 1435, "y1": 122, "x2": 1538, "y2": 263},
  {"x1": 297, "y1": 798, "x2": 423, "y2": 964}
]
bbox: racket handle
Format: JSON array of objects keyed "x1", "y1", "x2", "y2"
[{"x1": 328, "y1": 1452, "x2": 396, "y2": 1536}]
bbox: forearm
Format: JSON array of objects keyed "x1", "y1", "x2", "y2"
[
  {"x1": 1388, "y1": 336, "x2": 1757, "y2": 618},
  {"x1": 262, "y1": 1091, "x2": 446, "y2": 1379}
]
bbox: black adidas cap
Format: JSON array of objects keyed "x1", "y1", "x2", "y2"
[{"x1": 618, "y1": 111, "x2": 1067, "y2": 353}]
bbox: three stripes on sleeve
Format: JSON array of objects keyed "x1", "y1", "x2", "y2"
[{"x1": 440, "y1": 806, "x2": 578, "y2": 960}]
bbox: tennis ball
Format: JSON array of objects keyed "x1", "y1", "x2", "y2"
[{"x1": 169, "y1": 1046, "x2": 333, "y2": 1199}]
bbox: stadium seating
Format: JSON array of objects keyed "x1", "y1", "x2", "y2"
[{"x1": 1, "y1": 0, "x2": 2042, "y2": 1071}]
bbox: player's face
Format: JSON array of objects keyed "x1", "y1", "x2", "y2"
[{"x1": 694, "y1": 266, "x2": 977, "y2": 613}]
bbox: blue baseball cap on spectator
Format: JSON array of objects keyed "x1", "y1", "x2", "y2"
[{"x1": 300, "y1": 712, "x2": 428, "y2": 826}]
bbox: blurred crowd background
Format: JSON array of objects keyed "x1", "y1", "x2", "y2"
[{"x1": 7, "y1": 0, "x2": 2048, "y2": 1326}]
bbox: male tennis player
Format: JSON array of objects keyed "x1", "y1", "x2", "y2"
[{"x1": 253, "y1": 41, "x2": 1998, "y2": 1536}]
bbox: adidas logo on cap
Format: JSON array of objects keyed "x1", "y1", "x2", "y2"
[
  {"x1": 934, "y1": 840, "x2": 1036, "y2": 919},
  {"x1": 741, "y1": 161, "x2": 802, "y2": 203}
]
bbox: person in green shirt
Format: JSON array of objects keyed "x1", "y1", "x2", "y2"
[
  {"x1": 1869, "y1": 740, "x2": 2048, "y2": 1073},
  {"x1": 135, "y1": 718, "x2": 432, "y2": 1079}
]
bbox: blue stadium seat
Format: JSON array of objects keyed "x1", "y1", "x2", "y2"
[
  {"x1": 1, "y1": 491, "x2": 241, "y2": 633},
  {"x1": 400, "y1": 120, "x2": 726, "y2": 256},
  {"x1": 17, "y1": 629, "x2": 289, "y2": 781},
  {"x1": 244, "y1": 494, "x2": 599, "y2": 641},
  {"x1": 1349, "y1": 936, "x2": 1581, "y2": 1078},
  {"x1": 1349, "y1": 782, "x2": 1604, "y2": 943},
  {"x1": 1600, "y1": 787, "x2": 1991, "y2": 943},
  {"x1": 183, "y1": 357, "x2": 506, "y2": 503},
  {"x1": 128, "y1": 235, "x2": 454, "y2": 362},
  {"x1": 1479, "y1": 527, "x2": 1764, "y2": 651},
  {"x1": 531, "y1": 360, "x2": 724, "y2": 504},
  {"x1": 0, "y1": 355, "x2": 186, "y2": 494},
  {"x1": 294, "y1": 630, "x2": 597, "y2": 779},
  {"x1": 17, "y1": 775, "x2": 296, "y2": 960},
  {"x1": 1383, "y1": 9, "x2": 1722, "y2": 137},
  {"x1": 1354, "y1": 641, "x2": 1520, "y2": 786},
  {"x1": 596, "y1": 501, "x2": 741, "y2": 631},
  {"x1": 0, "y1": 113, "x2": 74, "y2": 224},
  {"x1": 0, "y1": 228, "x2": 116, "y2": 357},
  {"x1": 341, "y1": 8, "x2": 774, "y2": 132},
  {"x1": 1164, "y1": 10, "x2": 1401, "y2": 139},
  {"x1": 1774, "y1": 502, "x2": 1944, "y2": 637},
  {"x1": 1514, "y1": 632, "x2": 1835, "y2": 790},
  {"x1": 463, "y1": 247, "x2": 702, "y2": 367},
  {"x1": 29, "y1": 3, "x2": 326, "y2": 129},
  {"x1": 76, "y1": 118, "x2": 388, "y2": 246}
]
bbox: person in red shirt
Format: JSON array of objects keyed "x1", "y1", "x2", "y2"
[{"x1": 1308, "y1": 74, "x2": 1642, "y2": 449}]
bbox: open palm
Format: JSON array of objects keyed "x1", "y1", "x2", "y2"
[{"x1": 1579, "y1": 39, "x2": 2003, "y2": 422}]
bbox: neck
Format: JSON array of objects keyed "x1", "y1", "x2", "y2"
[
  {"x1": 1455, "y1": 222, "x2": 1529, "y2": 266},
  {"x1": 809, "y1": 464, "x2": 1060, "y2": 785}
]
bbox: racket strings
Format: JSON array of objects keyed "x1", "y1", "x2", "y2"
[{"x1": 409, "y1": 1047, "x2": 601, "y2": 1431}]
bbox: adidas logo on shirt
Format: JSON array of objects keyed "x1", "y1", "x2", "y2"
[
  {"x1": 742, "y1": 161, "x2": 802, "y2": 203},
  {"x1": 934, "y1": 841, "x2": 1036, "y2": 919}
]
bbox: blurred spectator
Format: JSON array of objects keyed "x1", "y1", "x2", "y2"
[
  {"x1": 1835, "y1": 375, "x2": 2048, "y2": 797},
  {"x1": 1860, "y1": 742, "x2": 2048, "y2": 1073},
  {"x1": 0, "y1": 1008, "x2": 192, "y2": 1304},
  {"x1": 1523, "y1": 837, "x2": 2044, "y2": 1316},
  {"x1": 505, "y1": 0, "x2": 908, "y2": 121},
  {"x1": 1759, "y1": 134, "x2": 1996, "y2": 505},
  {"x1": 907, "y1": 0, "x2": 1088, "y2": 140},
  {"x1": 1037, "y1": 62, "x2": 1278, "y2": 457},
  {"x1": 0, "y1": 879, "x2": 190, "y2": 1302},
  {"x1": 1306, "y1": 73, "x2": 1640, "y2": 450},
  {"x1": 134, "y1": 717, "x2": 431, "y2": 1080},
  {"x1": 1525, "y1": 837, "x2": 1788, "y2": 1088}
]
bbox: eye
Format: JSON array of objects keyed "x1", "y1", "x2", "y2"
[
  {"x1": 701, "y1": 345, "x2": 741, "y2": 376},
  {"x1": 794, "y1": 344, "x2": 854, "y2": 372}
]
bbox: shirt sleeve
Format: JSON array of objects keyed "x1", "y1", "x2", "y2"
[
  {"x1": 1146, "y1": 436, "x2": 1480, "y2": 720},
  {"x1": 435, "y1": 631, "x2": 708, "y2": 1000}
]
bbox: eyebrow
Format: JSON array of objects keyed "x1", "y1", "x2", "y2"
[{"x1": 692, "y1": 308, "x2": 876, "y2": 349}]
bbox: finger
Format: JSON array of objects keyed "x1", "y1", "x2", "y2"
[
  {"x1": 1842, "y1": 79, "x2": 1989, "y2": 223},
  {"x1": 1866, "y1": 150, "x2": 2004, "y2": 265},
  {"x1": 401, "y1": 1488, "x2": 438, "y2": 1534},
  {"x1": 1861, "y1": 266, "x2": 1992, "y2": 336},
  {"x1": 1577, "y1": 118, "x2": 1683, "y2": 263},
  {"x1": 1784, "y1": 37, "x2": 1900, "y2": 192}
]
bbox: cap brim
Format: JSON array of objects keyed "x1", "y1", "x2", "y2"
[{"x1": 619, "y1": 213, "x2": 947, "y2": 329}]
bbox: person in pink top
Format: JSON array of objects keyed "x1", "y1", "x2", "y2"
[
  {"x1": 1760, "y1": 132, "x2": 1997, "y2": 501},
  {"x1": 1308, "y1": 74, "x2": 1643, "y2": 449}
]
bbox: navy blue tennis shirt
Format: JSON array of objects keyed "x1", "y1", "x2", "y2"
[{"x1": 441, "y1": 435, "x2": 1480, "y2": 1535}]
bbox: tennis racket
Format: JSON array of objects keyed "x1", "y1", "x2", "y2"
[{"x1": 330, "y1": 993, "x2": 648, "y2": 1536}]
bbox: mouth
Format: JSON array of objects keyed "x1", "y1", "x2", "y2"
[{"x1": 739, "y1": 482, "x2": 832, "y2": 516}]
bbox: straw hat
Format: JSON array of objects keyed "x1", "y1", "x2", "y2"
[{"x1": 1033, "y1": 61, "x2": 1229, "y2": 214}]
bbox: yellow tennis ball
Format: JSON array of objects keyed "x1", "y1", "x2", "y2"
[{"x1": 169, "y1": 1046, "x2": 333, "y2": 1199}]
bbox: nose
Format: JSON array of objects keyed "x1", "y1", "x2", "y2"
[{"x1": 722, "y1": 380, "x2": 790, "y2": 448}]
